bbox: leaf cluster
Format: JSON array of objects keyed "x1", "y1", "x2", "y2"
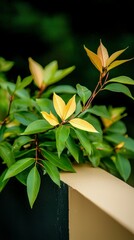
[{"x1": 0, "y1": 40, "x2": 134, "y2": 208}]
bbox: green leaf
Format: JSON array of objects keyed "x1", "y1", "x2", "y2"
[
  {"x1": 13, "y1": 136, "x2": 32, "y2": 152},
  {"x1": 66, "y1": 135, "x2": 80, "y2": 162},
  {"x1": 84, "y1": 114, "x2": 103, "y2": 142},
  {"x1": 43, "y1": 60, "x2": 75, "y2": 86},
  {"x1": 74, "y1": 129, "x2": 92, "y2": 155},
  {"x1": 4, "y1": 126, "x2": 22, "y2": 138},
  {"x1": 102, "y1": 158, "x2": 120, "y2": 177},
  {"x1": 87, "y1": 105, "x2": 111, "y2": 119},
  {"x1": 104, "y1": 134, "x2": 134, "y2": 152},
  {"x1": 56, "y1": 125, "x2": 70, "y2": 157},
  {"x1": 0, "y1": 142, "x2": 15, "y2": 167},
  {"x1": 36, "y1": 98, "x2": 54, "y2": 112},
  {"x1": 43, "y1": 60, "x2": 58, "y2": 85},
  {"x1": 115, "y1": 153, "x2": 131, "y2": 181},
  {"x1": 88, "y1": 150, "x2": 100, "y2": 167},
  {"x1": 0, "y1": 169, "x2": 9, "y2": 192},
  {"x1": 74, "y1": 100, "x2": 83, "y2": 116},
  {"x1": 43, "y1": 85, "x2": 76, "y2": 98},
  {"x1": 15, "y1": 76, "x2": 33, "y2": 90},
  {"x1": 41, "y1": 149, "x2": 75, "y2": 172},
  {"x1": 0, "y1": 57, "x2": 14, "y2": 72},
  {"x1": 42, "y1": 160, "x2": 60, "y2": 186},
  {"x1": 104, "y1": 83, "x2": 134, "y2": 100},
  {"x1": 76, "y1": 84, "x2": 92, "y2": 105},
  {"x1": 92, "y1": 141, "x2": 113, "y2": 158},
  {"x1": 21, "y1": 120, "x2": 53, "y2": 135},
  {"x1": 27, "y1": 166, "x2": 41, "y2": 208},
  {"x1": 3, "y1": 158, "x2": 35, "y2": 180},
  {"x1": 108, "y1": 76, "x2": 134, "y2": 85},
  {"x1": 14, "y1": 111, "x2": 39, "y2": 126},
  {"x1": 0, "y1": 125, "x2": 6, "y2": 141},
  {"x1": 15, "y1": 75, "x2": 21, "y2": 91},
  {"x1": 14, "y1": 148, "x2": 35, "y2": 159},
  {"x1": 11, "y1": 98, "x2": 36, "y2": 113},
  {"x1": 47, "y1": 66, "x2": 75, "y2": 85},
  {"x1": 16, "y1": 168, "x2": 30, "y2": 186},
  {"x1": 106, "y1": 121, "x2": 127, "y2": 134}
]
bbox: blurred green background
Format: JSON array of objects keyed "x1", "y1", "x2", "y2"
[{"x1": 0, "y1": 0, "x2": 134, "y2": 133}]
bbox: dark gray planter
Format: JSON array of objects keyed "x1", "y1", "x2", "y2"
[{"x1": 0, "y1": 175, "x2": 69, "y2": 240}]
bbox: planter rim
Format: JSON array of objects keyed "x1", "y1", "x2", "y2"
[{"x1": 60, "y1": 164, "x2": 134, "y2": 234}]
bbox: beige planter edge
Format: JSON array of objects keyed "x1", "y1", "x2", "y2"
[{"x1": 60, "y1": 164, "x2": 134, "y2": 239}]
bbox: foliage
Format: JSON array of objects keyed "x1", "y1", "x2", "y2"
[{"x1": 0, "y1": 40, "x2": 134, "y2": 208}]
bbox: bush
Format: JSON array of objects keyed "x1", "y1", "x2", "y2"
[{"x1": 0, "y1": 40, "x2": 134, "y2": 208}]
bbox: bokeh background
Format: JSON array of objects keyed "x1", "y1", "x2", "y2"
[
  {"x1": 0, "y1": 1, "x2": 134, "y2": 135},
  {"x1": 0, "y1": 0, "x2": 134, "y2": 132}
]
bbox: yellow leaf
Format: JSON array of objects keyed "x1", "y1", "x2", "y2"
[
  {"x1": 107, "y1": 59, "x2": 134, "y2": 71},
  {"x1": 53, "y1": 92, "x2": 65, "y2": 120},
  {"x1": 101, "y1": 118, "x2": 113, "y2": 128},
  {"x1": 41, "y1": 111, "x2": 59, "y2": 126},
  {"x1": 28, "y1": 57, "x2": 44, "y2": 89},
  {"x1": 115, "y1": 142, "x2": 125, "y2": 150},
  {"x1": 106, "y1": 47, "x2": 128, "y2": 67},
  {"x1": 97, "y1": 40, "x2": 109, "y2": 67},
  {"x1": 63, "y1": 95, "x2": 76, "y2": 120},
  {"x1": 69, "y1": 118, "x2": 98, "y2": 133},
  {"x1": 84, "y1": 45, "x2": 102, "y2": 73}
]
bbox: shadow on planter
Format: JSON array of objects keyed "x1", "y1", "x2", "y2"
[{"x1": 0, "y1": 175, "x2": 69, "y2": 240}]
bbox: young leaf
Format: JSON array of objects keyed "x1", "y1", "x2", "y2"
[
  {"x1": 28, "y1": 57, "x2": 44, "y2": 89},
  {"x1": 104, "y1": 83, "x2": 134, "y2": 100},
  {"x1": 27, "y1": 165, "x2": 41, "y2": 208},
  {"x1": 46, "y1": 65, "x2": 75, "y2": 85},
  {"x1": 53, "y1": 93, "x2": 76, "y2": 121},
  {"x1": 107, "y1": 59, "x2": 133, "y2": 72},
  {"x1": 3, "y1": 158, "x2": 35, "y2": 180},
  {"x1": 84, "y1": 45, "x2": 102, "y2": 72},
  {"x1": 42, "y1": 160, "x2": 60, "y2": 186},
  {"x1": 106, "y1": 47, "x2": 128, "y2": 67},
  {"x1": 53, "y1": 92, "x2": 65, "y2": 119},
  {"x1": 29, "y1": 59, "x2": 75, "y2": 87},
  {"x1": 63, "y1": 95, "x2": 76, "y2": 120},
  {"x1": 69, "y1": 118, "x2": 98, "y2": 133},
  {"x1": 43, "y1": 60, "x2": 58, "y2": 85},
  {"x1": 41, "y1": 111, "x2": 59, "y2": 126},
  {"x1": 56, "y1": 125, "x2": 70, "y2": 157},
  {"x1": 115, "y1": 153, "x2": 131, "y2": 181}
]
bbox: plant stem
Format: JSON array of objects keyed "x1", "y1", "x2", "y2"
[{"x1": 82, "y1": 72, "x2": 109, "y2": 111}]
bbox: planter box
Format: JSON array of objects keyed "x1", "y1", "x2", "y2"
[{"x1": 61, "y1": 164, "x2": 134, "y2": 240}]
